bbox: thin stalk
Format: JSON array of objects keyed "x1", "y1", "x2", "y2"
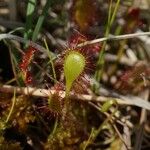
[
  {"x1": 62, "y1": 90, "x2": 70, "y2": 122},
  {"x1": 94, "y1": 0, "x2": 121, "y2": 92},
  {"x1": 6, "y1": 89, "x2": 16, "y2": 123},
  {"x1": 52, "y1": 117, "x2": 58, "y2": 135},
  {"x1": 82, "y1": 128, "x2": 95, "y2": 150},
  {"x1": 44, "y1": 39, "x2": 57, "y2": 82},
  {"x1": 5, "y1": 41, "x2": 22, "y2": 86},
  {"x1": 5, "y1": 78, "x2": 16, "y2": 85}
]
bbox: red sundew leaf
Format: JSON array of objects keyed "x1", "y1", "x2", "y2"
[
  {"x1": 20, "y1": 46, "x2": 37, "y2": 72},
  {"x1": 69, "y1": 32, "x2": 101, "y2": 54},
  {"x1": 145, "y1": 67, "x2": 150, "y2": 76},
  {"x1": 35, "y1": 82, "x2": 64, "y2": 120},
  {"x1": 68, "y1": 32, "x2": 87, "y2": 47},
  {"x1": 19, "y1": 46, "x2": 37, "y2": 84},
  {"x1": 118, "y1": 62, "x2": 150, "y2": 93},
  {"x1": 89, "y1": 43, "x2": 102, "y2": 53},
  {"x1": 55, "y1": 31, "x2": 101, "y2": 86},
  {"x1": 120, "y1": 71, "x2": 130, "y2": 82},
  {"x1": 124, "y1": 7, "x2": 141, "y2": 33},
  {"x1": 127, "y1": 7, "x2": 140, "y2": 20},
  {"x1": 52, "y1": 82, "x2": 65, "y2": 91},
  {"x1": 72, "y1": 0, "x2": 98, "y2": 32},
  {"x1": 121, "y1": 63, "x2": 147, "y2": 83},
  {"x1": 25, "y1": 71, "x2": 33, "y2": 84}
]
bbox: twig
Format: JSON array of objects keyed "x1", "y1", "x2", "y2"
[
  {"x1": 134, "y1": 89, "x2": 150, "y2": 150},
  {"x1": 0, "y1": 85, "x2": 150, "y2": 110},
  {"x1": 0, "y1": 33, "x2": 46, "y2": 52},
  {"x1": 140, "y1": 89, "x2": 149, "y2": 124},
  {"x1": 112, "y1": 123, "x2": 131, "y2": 150},
  {"x1": 77, "y1": 32, "x2": 150, "y2": 47},
  {"x1": 0, "y1": 31, "x2": 150, "y2": 51},
  {"x1": 89, "y1": 102, "x2": 133, "y2": 129}
]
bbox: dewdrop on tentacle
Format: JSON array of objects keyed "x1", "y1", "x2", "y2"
[{"x1": 64, "y1": 50, "x2": 86, "y2": 95}]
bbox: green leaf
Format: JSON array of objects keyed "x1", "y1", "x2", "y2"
[
  {"x1": 32, "y1": 0, "x2": 53, "y2": 41},
  {"x1": 24, "y1": 0, "x2": 37, "y2": 40},
  {"x1": 64, "y1": 51, "x2": 85, "y2": 94}
]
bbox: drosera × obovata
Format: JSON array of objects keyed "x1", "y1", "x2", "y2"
[{"x1": 56, "y1": 32, "x2": 100, "y2": 122}]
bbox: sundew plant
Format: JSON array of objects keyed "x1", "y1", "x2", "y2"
[{"x1": 0, "y1": 0, "x2": 150, "y2": 149}]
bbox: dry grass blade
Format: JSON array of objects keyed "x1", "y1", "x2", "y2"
[{"x1": 0, "y1": 85, "x2": 150, "y2": 110}]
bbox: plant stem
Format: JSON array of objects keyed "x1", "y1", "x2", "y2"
[
  {"x1": 6, "y1": 89, "x2": 16, "y2": 123},
  {"x1": 94, "y1": 0, "x2": 121, "y2": 92},
  {"x1": 44, "y1": 39, "x2": 57, "y2": 82},
  {"x1": 52, "y1": 117, "x2": 58, "y2": 135}
]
